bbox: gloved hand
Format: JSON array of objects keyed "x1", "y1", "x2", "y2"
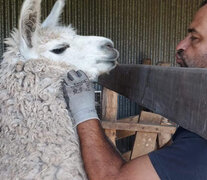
[{"x1": 63, "y1": 70, "x2": 99, "y2": 127}]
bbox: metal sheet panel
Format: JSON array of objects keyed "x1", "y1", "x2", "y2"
[{"x1": 99, "y1": 64, "x2": 207, "y2": 139}]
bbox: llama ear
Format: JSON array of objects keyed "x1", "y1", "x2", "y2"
[
  {"x1": 42, "y1": 0, "x2": 65, "y2": 28},
  {"x1": 19, "y1": 0, "x2": 41, "y2": 49}
]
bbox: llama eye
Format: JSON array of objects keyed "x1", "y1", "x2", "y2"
[{"x1": 51, "y1": 45, "x2": 70, "y2": 54}]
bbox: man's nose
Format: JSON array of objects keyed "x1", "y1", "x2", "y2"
[
  {"x1": 177, "y1": 49, "x2": 184, "y2": 57},
  {"x1": 176, "y1": 36, "x2": 190, "y2": 51}
]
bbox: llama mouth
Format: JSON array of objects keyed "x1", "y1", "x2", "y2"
[{"x1": 97, "y1": 60, "x2": 117, "y2": 66}]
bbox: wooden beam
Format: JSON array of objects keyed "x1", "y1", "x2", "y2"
[
  {"x1": 102, "y1": 88, "x2": 118, "y2": 145},
  {"x1": 102, "y1": 88, "x2": 118, "y2": 122},
  {"x1": 158, "y1": 119, "x2": 173, "y2": 148},
  {"x1": 118, "y1": 115, "x2": 139, "y2": 123},
  {"x1": 101, "y1": 121, "x2": 176, "y2": 134},
  {"x1": 116, "y1": 131, "x2": 136, "y2": 140},
  {"x1": 131, "y1": 111, "x2": 161, "y2": 159},
  {"x1": 122, "y1": 151, "x2": 132, "y2": 161},
  {"x1": 139, "y1": 111, "x2": 166, "y2": 124},
  {"x1": 98, "y1": 64, "x2": 207, "y2": 139},
  {"x1": 116, "y1": 115, "x2": 139, "y2": 139}
]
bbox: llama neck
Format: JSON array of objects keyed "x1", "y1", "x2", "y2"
[{"x1": 0, "y1": 59, "x2": 72, "y2": 119}]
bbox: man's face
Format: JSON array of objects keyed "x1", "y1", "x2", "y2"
[{"x1": 176, "y1": 5, "x2": 207, "y2": 68}]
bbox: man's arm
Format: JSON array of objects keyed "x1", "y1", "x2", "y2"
[
  {"x1": 78, "y1": 119, "x2": 160, "y2": 180},
  {"x1": 63, "y1": 70, "x2": 160, "y2": 180}
]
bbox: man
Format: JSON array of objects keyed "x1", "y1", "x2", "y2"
[{"x1": 63, "y1": 1, "x2": 207, "y2": 179}]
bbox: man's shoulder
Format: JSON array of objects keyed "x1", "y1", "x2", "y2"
[{"x1": 149, "y1": 126, "x2": 207, "y2": 180}]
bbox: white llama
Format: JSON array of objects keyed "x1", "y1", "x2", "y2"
[{"x1": 0, "y1": 0, "x2": 119, "y2": 179}]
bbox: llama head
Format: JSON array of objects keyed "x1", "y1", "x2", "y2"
[{"x1": 16, "y1": 0, "x2": 119, "y2": 81}]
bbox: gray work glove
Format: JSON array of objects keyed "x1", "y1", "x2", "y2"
[{"x1": 63, "y1": 70, "x2": 99, "y2": 127}]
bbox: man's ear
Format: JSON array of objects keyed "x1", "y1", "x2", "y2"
[
  {"x1": 19, "y1": 0, "x2": 41, "y2": 49},
  {"x1": 42, "y1": 0, "x2": 65, "y2": 28}
]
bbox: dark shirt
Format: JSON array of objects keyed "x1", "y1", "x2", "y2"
[{"x1": 149, "y1": 127, "x2": 207, "y2": 180}]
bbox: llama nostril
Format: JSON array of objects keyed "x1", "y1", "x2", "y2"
[
  {"x1": 102, "y1": 42, "x2": 114, "y2": 49},
  {"x1": 106, "y1": 43, "x2": 113, "y2": 48}
]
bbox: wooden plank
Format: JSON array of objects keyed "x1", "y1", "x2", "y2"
[
  {"x1": 102, "y1": 88, "x2": 118, "y2": 145},
  {"x1": 139, "y1": 111, "x2": 165, "y2": 125},
  {"x1": 158, "y1": 133, "x2": 172, "y2": 148},
  {"x1": 122, "y1": 151, "x2": 132, "y2": 161},
  {"x1": 139, "y1": 111, "x2": 174, "y2": 148},
  {"x1": 116, "y1": 115, "x2": 139, "y2": 139},
  {"x1": 118, "y1": 115, "x2": 139, "y2": 123},
  {"x1": 158, "y1": 119, "x2": 174, "y2": 148},
  {"x1": 98, "y1": 64, "x2": 207, "y2": 139},
  {"x1": 102, "y1": 88, "x2": 118, "y2": 122},
  {"x1": 101, "y1": 121, "x2": 176, "y2": 134},
  {"x1": 105, "y1": 129, "x2": 116, "y2": 145},
  {"x1": 142, "y1": 59, "x2": 152, "y2": 65},
  {"x1": 131, "y1": 111, "x2": 161, "y2": 159},
  {"x1": 131, "y1": 132, "x2": 157, "y2": 159},
  {"x1": 156, "y1": 62, "x2": 171, "y2": 67},
  {"x1": 116, "y1": 131, "x2": 136, "y2": 140}
]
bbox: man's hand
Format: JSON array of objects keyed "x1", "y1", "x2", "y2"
[{"x1": 63, "y1": 70, "x2": 99, "y2": 127}]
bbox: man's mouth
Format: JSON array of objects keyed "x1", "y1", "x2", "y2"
[{"x1": 176, "y1": 54, "x2": 188, "y2": 67}]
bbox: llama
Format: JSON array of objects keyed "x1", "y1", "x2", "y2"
[{"x1": 0, "y1": 0, "x2": 119, "y2": 179}]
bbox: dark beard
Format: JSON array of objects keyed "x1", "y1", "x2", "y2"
[
  {"x1": 176, "y1": 49, "x2": 188, "y2": 67},
  {"x1": 180, "y1": 58, "x2": 188, "y2": 67}
]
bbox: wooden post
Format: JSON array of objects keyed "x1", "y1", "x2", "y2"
[
  {"x1": 130, "y1": 111, "x2": 162, "y2": 159},
  {"x1": 102, "y1": 88, "x2": 118, "y2": 145},
  {"x1": 142, "y1": 58, "x2": 152, "y2": 65},
  {"x1": 158, "y1": 118, "x2": 175, "y2": 148}
]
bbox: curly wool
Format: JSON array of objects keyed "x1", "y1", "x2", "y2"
[{"x1": 0, "y1": 58, "x2": 87, "y2": 179}]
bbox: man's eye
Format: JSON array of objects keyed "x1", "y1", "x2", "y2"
[
  {"x1": 190, "y1": 36, "x2": 198, "y2": 41},
  {"x1": 51, "y1": 45, "x2": 70, "y2": 54}
]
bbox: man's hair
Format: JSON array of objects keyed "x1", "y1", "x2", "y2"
[{"x1": 200, "y1": 0, "x2": 207, "y2": 8}]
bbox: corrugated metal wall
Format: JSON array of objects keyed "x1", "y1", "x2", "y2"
[
  {"x1": 0, "y1": 0, "x2": 203, "y2": 120},
  {"x1": 0, "y1": 0, "x2": 203, "y2": 63}
]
